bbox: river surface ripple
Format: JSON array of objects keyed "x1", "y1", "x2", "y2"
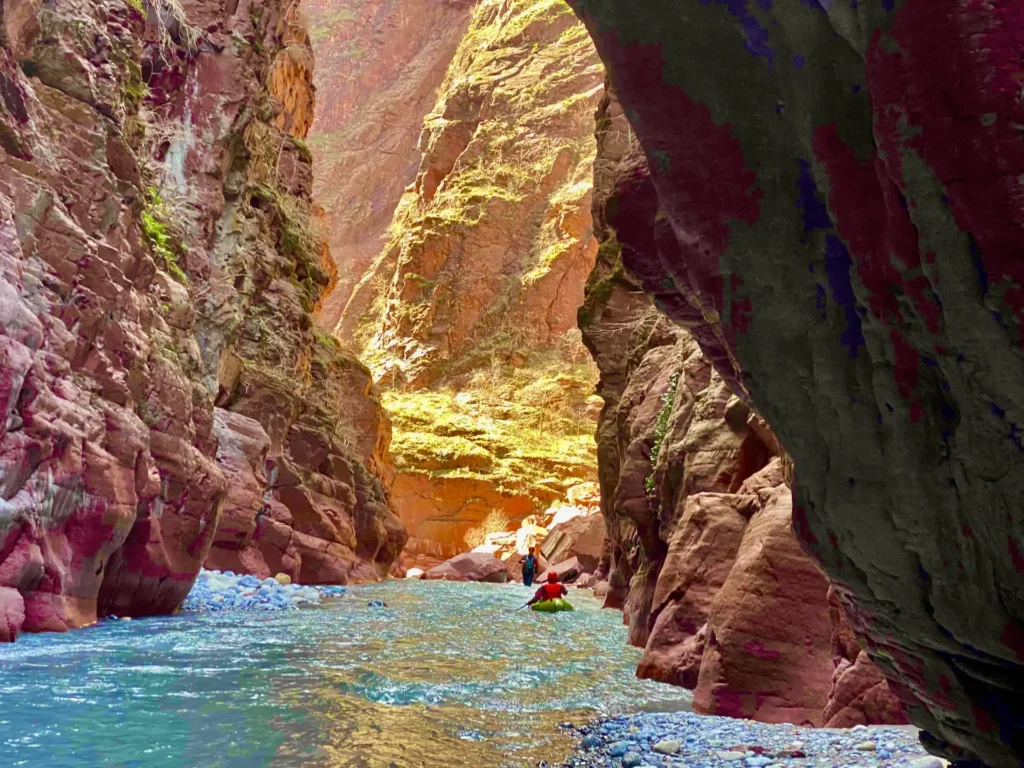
[{"x1": 0, "y1": 580, "x2": 689, "y2": 767}]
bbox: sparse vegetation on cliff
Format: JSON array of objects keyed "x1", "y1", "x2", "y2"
[
  {"x1": 645, "y1": 371, "x2": 679, "y2": 494},
  {"x1": 248, "y1": 182, "x2": 331, "y2": 310},
  {"x1": 343, "y1": 0, "x2": 605, "y2": 386},
  {"x1": 464, "y1": 511, "x2": 512, "y2": 549},
  {"x1": 308, "y1": 8, "x2": 358, "y2": 42},
  {"x1": 310, "y1": 0, "x2": 604, "y2": 557},
  {"x1": 140, "y1": 188, "x2": 188, "y2": 283}
]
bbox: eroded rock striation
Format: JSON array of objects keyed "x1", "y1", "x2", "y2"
[
  {"x1": 568, "y1": 2, "x2": 1024, "y2": 765},
  {"x1": 0, "y1": 0, "x2": 403, "y2": 641},
  {"x1": 580, "y1": 85, "x2": 906, "y2": 728}
]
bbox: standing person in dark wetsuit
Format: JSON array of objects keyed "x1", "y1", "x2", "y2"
[{"x1": 522, "y1": 546, "x2": 538, "y2": 587}]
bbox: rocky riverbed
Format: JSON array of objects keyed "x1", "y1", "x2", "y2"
[
  {"x1": 179, "y1": 569, "x2": 347, "y2": 613},
  {"x1": 558, "y1": 713, "x2": 937, "y2": 768}
]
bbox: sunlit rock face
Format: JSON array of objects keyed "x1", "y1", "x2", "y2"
[
  {"x1": 580, "y1": 82, "x2": 908, "y2": 730},
  {"x1": 336, "y1": 0, "x2": 605, "y2": 388},
  {"x1": 309, "y1": 0, "x2": 607, "y2": 558},
  {"x1": 567, "y1": 2, "x2": 1024, "y2": 764},
  {"x1": 304, "y1": 0, "x2": 476, "y2": 330},
  {"x1": 0, "y1": 0, "x2": 403, "y2": 642}
]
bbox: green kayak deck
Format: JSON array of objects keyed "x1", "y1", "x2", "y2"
[{"x1": 530, "y1": 598, "x2": 574, "y2": 613}]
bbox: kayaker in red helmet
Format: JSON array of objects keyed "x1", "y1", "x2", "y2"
[{"x1": 526, "y1": 571, "x2": 567, "y2": 607}]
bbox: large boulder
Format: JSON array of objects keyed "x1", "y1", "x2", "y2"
[
  {"x1": 825, "y1": 650, "x2": 911, "y2": 729},
  {"x1": 825, "y1": 586, "x2": 909, "y2": 728},
  {"x1": 637, "y1": 493, "x2": 754, "y2": 687},
  {"x1": 0, "y1": 587, "x2": 25, "y2": 643},
  {"x1": 422, "y1": 553, "x2": 509, "y2": 583},
  {"x1": 540, "y1": 513, "x2": 606, "y2": 573},
  {"x1": 692, "y1": 486, "x2": 834, "y2": 726},
  {"x1": 547, "y1": 557, "x2": 583, "y2": 584},
  {"x1": 401, "y1": 553, "x2": 445, "y2": 574},
  {"x1": 574, "y1": 573, "x2": 597, "y2": 589}
]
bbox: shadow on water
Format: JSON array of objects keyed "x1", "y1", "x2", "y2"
[{"x1": 0, "y1": 580, "x2": 689, "y2": 767}]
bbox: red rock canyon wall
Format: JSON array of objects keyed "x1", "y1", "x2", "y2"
[
  {"x1": 0, "y1": 0, "x2": 404, "y2": 642},
  {"x1": 312, "y1": 0, "x2": 606, "y2": 559},
  {"x1": 303, "y1": 0, "x2": 476, "y2": 330}
]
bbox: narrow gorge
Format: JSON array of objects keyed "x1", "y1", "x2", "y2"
[
  {"x1": 1, "y1": 1, "x2": 1021, "y2": 768},
  {"x1": 303, "y1": 0, "x2": 910, "y2": 736},
  {"x1": 308, "y1": 0, "x2": 607, "y2": 566}
]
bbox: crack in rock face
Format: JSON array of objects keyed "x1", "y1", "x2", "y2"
[{"x1": 565, "y1": 1, "x2": 1024, "y2": 766}]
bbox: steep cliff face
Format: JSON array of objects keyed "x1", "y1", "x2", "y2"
[
  {"x1": 568, "y1": 2, "x2": 1024, "y2": 765},
  {"x1": 317, "y1": 0, "x2": 606, "y2": 558},
  {"x1": 580, "y1": 86, "x2": 906, "y2": 728},
  {"x1": 342, "y1": 0, "x2": 605, "y2": 383},
  {"x1": 0, "y1": 0, "x2": 403, "y2": 642},
  {"x1": 304, "y1": 0, "x2": 475, "y2": 330}
]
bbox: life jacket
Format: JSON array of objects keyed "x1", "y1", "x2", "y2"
[
  {"x1": 523, "y1": 555, "x2": 536, "y2": 572},
  {"x1": 539, "y1": 581, "x2": 563, "y2": 600}
]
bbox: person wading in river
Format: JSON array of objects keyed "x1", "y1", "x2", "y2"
[
  {"x1": 526, "y1": 571, "x2": 567, "y2": 607},
  {"x1": 522, "y1": 546, "x2": 538, "y2": 587}
]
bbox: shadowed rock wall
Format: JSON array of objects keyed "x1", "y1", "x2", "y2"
[
  {"x1": 580, "y1": 82, "x2": 908, "y2": 730},
  {"x1": 567, "y1": 2, "x2": 1024, "y2": 765}
]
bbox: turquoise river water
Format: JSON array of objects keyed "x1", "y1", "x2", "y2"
[{"x1": 0, "y1": 580, "x2": 690, "y2": 767}]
